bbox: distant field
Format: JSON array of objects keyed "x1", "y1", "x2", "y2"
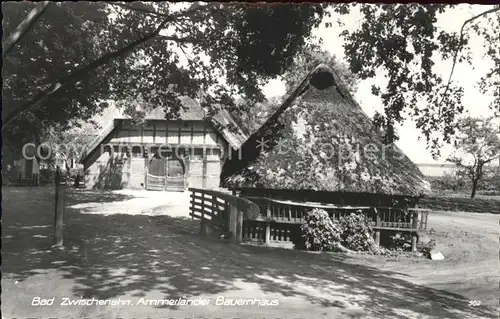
[{"x1": 420, "y1": 191, "x2": 500, "y2": 214}]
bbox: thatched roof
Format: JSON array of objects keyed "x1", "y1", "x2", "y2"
[
  {"x1": 131, "y1": 97, "x2": 247, "y2": 149},
  {"x1": 221, "y1": 64, "x2": 430, "y2": 197},
  {"x1": 142, "y1": 96, "x2": 205, "y2": 121}
]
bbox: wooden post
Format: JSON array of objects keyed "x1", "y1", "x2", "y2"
[
  {"x1": 200, "y1": 193, "x2": 206, "y2": 235},
  {"x1": 374, "y1": 207, "x2": 380, "y2": 247},
  {"x1": 411, "y1": 210, "x2": 419, "y2": 252},
  {"x1": 228, "y1": 199, "x2": 238, "y2": 244},
  {"x1": 190, "y1": 191, "x2": 194, "y2": 220},
  {"x1": 236, "y1": 199, "x2": 243, "y2": 244},
  {"x1": 264, "y1": 204, "x2": 271, "y2": 245},
  {"x1": 144, "y1": 160, "x2": 148, "y2": 189},
  {"x1": 53, "y1": 166, "x2": 65, "y2": 249}
]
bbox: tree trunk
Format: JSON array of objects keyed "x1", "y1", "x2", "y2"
[{"x1": 470, "y1": 180, "x2": 478, "y2": 199}]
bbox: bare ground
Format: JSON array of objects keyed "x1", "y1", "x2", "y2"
[{"x1": 1, "y1": 186, "x2": 497, "y2": 319}]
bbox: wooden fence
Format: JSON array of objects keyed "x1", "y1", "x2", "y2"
[
  {"x1": 244, "y1": 196, "x2": 430, "y2": 251},
  {"x1": 188, "y1": 188, "x2": 259, "y2": 244},
  {"x1": 189, "y1": 188, "x2": 430, "y2": 251}
]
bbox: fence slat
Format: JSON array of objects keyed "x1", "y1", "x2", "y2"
[{"x1": 374, "y1": 207, "x2": 380, "y2": 246}]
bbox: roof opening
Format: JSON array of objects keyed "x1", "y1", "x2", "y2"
[{"x1": 309, "y1": 70, "x2": 335, "y2": 90}]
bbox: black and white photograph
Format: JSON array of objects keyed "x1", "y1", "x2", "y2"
[{"x1": 2, "y1": 2, "x2": 499, "y2": 319}]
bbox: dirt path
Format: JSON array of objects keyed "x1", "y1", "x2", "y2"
[
  {"x1": 345, "y1": 211, "x2": 498, "y2": 309},
  {"x1": 1, "y1": 187, "x2": 497, "y2": 319}
]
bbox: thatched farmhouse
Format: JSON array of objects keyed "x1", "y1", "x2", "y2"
[
  {"x1": 79, "y1": 97, "x2": 247, "y2": 191},
  {"x1": 221, "y1": 64, "x2": 430, "y2": 207}
]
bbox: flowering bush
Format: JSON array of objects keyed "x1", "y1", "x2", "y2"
[
  {"x1": 300, "y1": 208, "x2": 341, "y2": 251},
  {"x1": 338, "y1": 212, "x2": 377, "y2": 252}
]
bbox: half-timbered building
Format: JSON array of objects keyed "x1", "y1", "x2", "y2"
[{"x1": 79, "y1": 97, "x2": 247, "y2": 191}]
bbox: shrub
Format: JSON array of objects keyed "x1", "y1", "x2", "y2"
[
  {"x1": 428, "y1": 172, "x2": 469, "y2": 192},
  {"x1": 67, "y1": 168, "x2": 79, "y2": 179},
  {"x1": 338, "y1": 212, "x2": 377, "y2": 252},
  {"x1": 300, "y1": 208, "x2": 341, "y2": 252},
  {"x1": 418, "y1": 239, "x2": 436, "y2": 259},
  {"x1": 379, "y1": 231, "x2": 412, "y2": 251}
]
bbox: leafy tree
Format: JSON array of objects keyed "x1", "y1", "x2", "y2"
[
  {"x1": 332, "y1": 4, "x2": 500, "y2": 155},
  {"x1": 428, "y1": 171, "x2": 468, "y2": 192},
  {"x1": 231, "y1": 47, "x2": 358, "y2": 134},
  {"x1": 281, "y1": 45, "x2": 358, "y2": 96},
  {"x1": 3, "y1": 2, "x2": 328, "y2": 249},
  {"x1": 2, "y1": 2, "x2": 112, "y2": 145},
  {"x1": 483, "y1": 166, "x2": 500, "y2": 192},
  {"x1": 229, "y1": 96, "x2": 282, "y2": 135},
  {"x1": 6, "y1": 2, "x2": 499, "y2": 161},
  {"x1": 40, "y1": 124, "x2": 97, "y2": 170},
  {"x1": 2, "y1": 2, "x2": 328, "y2": 146},
  {"x1": 447, "y1": 117, "x2": 500, "y2": 198}
]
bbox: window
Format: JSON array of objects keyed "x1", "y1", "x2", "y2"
[
  {"x1": 191, "y1": 148, "x2": 204, "y2": 160},
  {"x1": 132, "y1": 146, "x2": 142, "y2": 158},
  {"x1": 119, "y1": 146, "x2": 129, "y2": 155},
  {"x1": 206, "y1": 148, "x2": 221, "y2": 156},
  {"x1": 159, "y1": 147, "x2": 172, "y2": 158},
  {"x1": 150, "y1": 146, "x2": 159, "y2": 156}
]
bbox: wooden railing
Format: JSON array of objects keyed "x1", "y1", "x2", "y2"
[
  {"x1": 246, "y1": 197, "x2": 373, "y2": 223},
  {"x1": 373, "y1": 207, "x2": 429, "y2": 231},
  {"x1": 189, "y1": 188, "x2": 259, "y2": 244},
  {"x1": 246, "y1": 197, "x2": 429, "y2": 228},
  {"x1": 188, "y1": 189, "x2": 430, "y2": 252},
  {"x1": 243, "y1": 197, "x2": 430, "y2": 251}
]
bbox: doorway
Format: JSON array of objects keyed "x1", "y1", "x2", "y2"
[{"x1": 146, "y1": 153, "x2": 185, "y2": 191}]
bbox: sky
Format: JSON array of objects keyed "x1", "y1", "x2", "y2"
[{"x1": 262, "y1": 4, "x2": 498, "y2": 164}]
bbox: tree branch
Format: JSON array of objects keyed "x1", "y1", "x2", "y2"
[
  {"x1": 172, "y1": 2, "x2": 219, "y2": 19},
  {"x1": 2, "y1": 19, "x2": 172, "y2": 131},
  {"x1": 108, "y1": 2, "x2": 168, "y2": 18},
  {"x1": 108, "y1": 1, "x2": 219, "y2": 21},
  {"x1": 484, "y1": 156, "x2": 499, "y2": 165},
  {"x1": 158, "y1": 35, "x2": 193, "y2": 43},
  {"x1": 2, "y1": 1, "x2": 51, "y2": 58},
  {"x1": 438, "y1": 6, "x2": 500, "y2": 114}
]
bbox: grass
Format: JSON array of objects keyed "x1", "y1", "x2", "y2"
[
  {"x1": 420, "y1": 191, "x2": 500, "y2": 214},
  {"x1": 1, "y1": 186, "x2": 497, "y2": 319}
]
